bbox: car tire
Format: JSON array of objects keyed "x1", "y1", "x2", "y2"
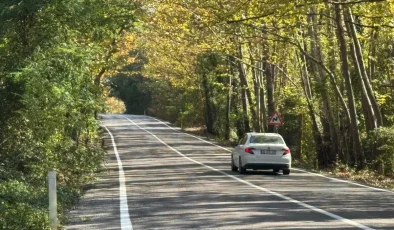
[
  {"x1": 231, "y1": 155, "x2": 238, "y2": 172},
  {"x1": 239, "y1": 157, "x2": 246, "y2": 174},
  {"x1": 273, "y1": 169, "x2": 279, "y2": 173},
  {"x1": 283, "y1": 169, "x2": 290, "y2": 175}
]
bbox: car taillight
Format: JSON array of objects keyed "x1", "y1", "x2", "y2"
[
  {"x1": 245, "y1": 147, "x2": 255, "y2": 154},
  {"x1": 283, "y1": 147, "x2": 291, "y2": 155}
]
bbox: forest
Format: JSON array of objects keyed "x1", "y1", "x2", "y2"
[
  {"x1": 1, "y1": 0, "x2": 394, "y2": 229},
  {"x1": 116, "y1": 0, "x2": 394, "y2": 173}
]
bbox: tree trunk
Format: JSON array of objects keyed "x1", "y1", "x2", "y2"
[
  {"x1": 345, "y1": 18, "x2": 376, "y2": 132},
  {"x1": 346, "y1": 8, "x2": 383, "y2": 127},
  {"x1": 298, "y1": 52, "x2": 323, "y2": 163},
  {"x1": 201, "y1": 73, "x2": 215, "y2": 134},
  {"x1": 225, "y1": 58, "x2": 233, "y2": 140},
  {"x1": 262, "y1": 42, "x2": 276, "y2": 133},
  {"x1": 307, "y1": 8, "x2": 338, "y2": 166},
  {"x1": 334, "y1": 3, "x2": 364, "y2": 166},
  {"x1": 368, "y1": 28, "x2": 378, "y2": 85},
  {"x1": 259, "y1": 60, "x2": 268, "y2": 132},
  {"x1": 248, "y1": 44, "x2": 262, "y2": 132},
  {"x1": 238, "y1": 45, "x2": 259, "y2": 132},
  {"x1": 295, "y1": 114, "x2": 303, "y2": 161},
  {"x1": 326, "y1": 5, "x2": 345, "y2": 163}
]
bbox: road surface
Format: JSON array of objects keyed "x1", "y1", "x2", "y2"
[{"x1": 66, "y1": 114, "x2": 394, "y2": 230}]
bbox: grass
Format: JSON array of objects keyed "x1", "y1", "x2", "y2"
[
  {"x1": 329, "y1": 164, "x2": 394, "y2": 190},
  {"x1": 293, "y1": 160, "x2": 394, "y2": 191}
]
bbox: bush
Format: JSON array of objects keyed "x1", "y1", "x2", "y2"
[
  {"x1": 369, "y1": 127, "x2": 394, "y2": 176},
  {"x1": 105, "y1": 97, "x2": 126, "y2": 114},
  {"x1": 0, "y1": 180, "x2": 50, "y2": 230}
]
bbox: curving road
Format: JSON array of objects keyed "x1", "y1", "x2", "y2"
[{"x1": 66, "y1": 114, "x2": 394, "y2": 230}]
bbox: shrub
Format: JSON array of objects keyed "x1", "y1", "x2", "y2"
[
  {"x1": 369, "y1": 127, "x2": 394, "y2": 176},
  {"x1": 105, "y1": 97, "x2": 126, "y2": 114},
  {"x1": 0, "y1": 180, "x2": 50, "y2": 230}
]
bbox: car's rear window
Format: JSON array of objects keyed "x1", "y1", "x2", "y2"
[{"x1": 250, "y1": 135, "x2": 284, "y2": 144}]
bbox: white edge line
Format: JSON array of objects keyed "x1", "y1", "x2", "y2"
[
  {"x1": 121, "y1": 115, "x2": 374, "y2": 230},
  {"x1": 149, "y1": 117, "x2": 232, "y2": 152},
  {"x1": 146, "y1": 115, "x2": 394, "y2": 195},
  {"x1": 103, "y1": 125, "x2": 133, "y2": 230}
]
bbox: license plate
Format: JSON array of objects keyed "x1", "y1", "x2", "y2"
[{"x1": 261, "y1": 150, "x2": 275, "y2": 155}]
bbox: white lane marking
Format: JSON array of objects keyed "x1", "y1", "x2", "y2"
[
  {"x1": 103, "y1": 126, "x2": 133, "y2": 230},
  {"x1": 145, "y1": 115, "x2": 394, "y2": 195},
  {"x1": 121, "y1": 115, "x2": 374, "y2": 230},
  {"x1": 149, "y1": 117, "x2": 232, "y2": 152}
]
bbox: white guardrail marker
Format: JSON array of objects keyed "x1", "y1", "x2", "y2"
[{"x1": 48, "y1": 170, "x2": 57, "y2": 230}]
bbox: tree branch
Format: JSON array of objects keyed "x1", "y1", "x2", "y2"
[{"x1": 329, "y1": 0, "x2": 386, "y2": 5}]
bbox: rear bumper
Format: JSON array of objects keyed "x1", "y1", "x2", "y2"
[{"x1": 244, "y1": 163, "x2": 290, "y2": 170}]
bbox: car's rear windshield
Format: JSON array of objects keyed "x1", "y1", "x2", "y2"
[{"x1": 250, "y1": 135, "x2": 284, "y2": 144}]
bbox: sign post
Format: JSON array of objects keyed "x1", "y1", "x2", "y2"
[
  {"x1": 268, "y1": 111, "x2": 283, "y2": 133},
  {"x1": 48, "y1": 171, "x2": 57, "y2": 230}
]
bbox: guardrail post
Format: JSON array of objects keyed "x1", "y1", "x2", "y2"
[{"x1": 48, "y1": 170, "x2": 57, "y2": 230}]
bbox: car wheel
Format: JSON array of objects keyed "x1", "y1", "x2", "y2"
[
  {"x1": 239, "y1": 157, "x2": 246, "y2": 174},
  {"x1": 273, "y1": 169, "x2": 279, "y2": 173},
  {"x1": 283, "y1": 169, "x2": 290, "y2": 175},
  {"x1": 231, "y1": 155, "x2": 238, "y2": 172}
]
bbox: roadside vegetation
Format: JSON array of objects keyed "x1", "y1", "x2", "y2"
[
  {"x1": 108, "y1": 0, "x2": 394, "y2": 189},
  {"x1": 0, "y1": 1, "x2": 140, "y2": 228},
  {"x1": 2, "y1": 1, "x2": 394, "y2": 229}
]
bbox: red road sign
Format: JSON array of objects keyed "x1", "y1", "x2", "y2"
[{"x1": 268, "y1": 111, "x2": 283, "y2": 126}]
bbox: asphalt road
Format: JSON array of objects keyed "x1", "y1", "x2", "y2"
[{"x1": 66, "y1": 114, "x2": 394, "y2": 230}]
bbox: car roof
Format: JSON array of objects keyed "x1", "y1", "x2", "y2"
[{"x1": 248, "y1": 132, "x2": 281, "y2": 136}]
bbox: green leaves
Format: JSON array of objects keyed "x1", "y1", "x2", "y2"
[
  {"x1": 0, "y1": 180, "x2": 50, "y2": 230},
  {"x1": 369, "y1": 127, "x2": 394, "y2": 176},
  {"x1": 0, "y1": 0, "x2": 140, "y2": 228}
]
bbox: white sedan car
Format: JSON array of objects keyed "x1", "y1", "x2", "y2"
[{"x1": 231, "y1": 133, "x2": 291, "y2": 175}]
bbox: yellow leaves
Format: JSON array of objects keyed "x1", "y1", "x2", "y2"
[
  {"x1": 134, "y1": 1, "x2": 226, "y2": 87},
  {"x1": 105, "y1": 97, "x2": 126, "y2": 113},
  {"x1": 376, "y1": 93, "x2": 391, "y2": 106}
]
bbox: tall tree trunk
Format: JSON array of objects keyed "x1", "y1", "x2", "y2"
[
  {"x1": 238, "y1": 45, "x2": 259, "y2": 132},
  {"x1": 368, "y1": 28, "x2": 378, "y2": 85},
  {"x1": 201, "y1": 73, "x2": 215, "y2": 134},
  {"x1": 345, "y1": 18, "x2": 376, "y2": 132},
  {"x1": 265, "y1": 63, "x2": 275, "y2": 132},
  {"x1": 298, "y1": 52, "x2": 323, "y2": 163},
  {"x1": 295, "y1": 114, "x2": 303, "y2": 161},
  {"x1": 334, "y1": 3, "x2": 364, "y2": 166},
  {"x1": 236, "y1": 56, "x2": 250, "y2": 133},
  {"x1": 262, "y1": 41, "x2": 276, "y2": 132},
  {"x1": 326, "y1": 5, "x2": 346, "y2": 163},
  {"x1": 240, "y1": 86, "x2": 250, "y2": 132},
  {"x1": 252, "y1": 66, "x2": 261, "y2": 132},
  {"x1": 225, "y1": 57, "x2": 233, "y2": 140},
  {"x1": 346, "y1": 8, "x2": 383, "y2": 127},
  {"x1": 248, "y1": 44, "x2": 262, "y2": 132},
  {"x1": 259, "y1": 60, "x2": 268, "y2": 132},
  {"x1": 307, "y1": 8, "x2": 338, "y2": 166},
  {"x1": 231, "y1": 76, "x2": 245, "y2": 137},
  {"x1": 296, "y1": 27, "x2": 352, "y2": 125}
]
